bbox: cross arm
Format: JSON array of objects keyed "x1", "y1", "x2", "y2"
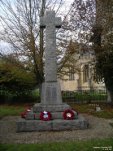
[
  {"x1": 55, "y1": 17, "x2": 62, "y2": 28},
  {"x1": 40, "y1": 17, "x2": 46, "y2": 28}
]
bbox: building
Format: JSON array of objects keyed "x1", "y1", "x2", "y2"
[{"x1": 60, "y1": 44, "x2": 105, "y2": 91}]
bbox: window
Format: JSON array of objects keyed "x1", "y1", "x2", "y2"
[
  {"x1": 83, "y1": 65, "x2": 89, "y2": 83},
  {"x1": 69, "y1": 67, "x2": 75, "y2": 81}
]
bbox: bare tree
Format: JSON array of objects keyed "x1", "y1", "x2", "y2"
[
  {"x1": 69, "y1": 0, "x2": 96, "y2": 43},
  {"x1": 0, "y1": 0, "x2": 97, "y2": 93},
  {"x1": 0, "y1": 0, "x2": 66, "y2": 86},
  {"x1": 0, "y1": 0, "x2": 43, "y2": 84}
]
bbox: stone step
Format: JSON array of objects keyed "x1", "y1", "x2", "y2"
[{"x1": 16, "y1": 115, "x2": 89, "y2": 132}]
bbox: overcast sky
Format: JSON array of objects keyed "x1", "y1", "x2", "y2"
[{"x1": 0, "y1": 0, "x2": 74, "y2": 54}]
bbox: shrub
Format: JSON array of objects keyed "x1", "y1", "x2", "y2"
[{"x1": 0, "y1": 89, "x2": 40, "y2": 104}]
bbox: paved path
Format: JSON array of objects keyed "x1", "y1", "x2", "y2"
[{"x1": 0, "y1": 114, "x2": 113, "y2": 144}]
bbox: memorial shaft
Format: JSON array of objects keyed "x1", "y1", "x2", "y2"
[
  {"x1": 40, "y1": 11, "x2": 61, "y2": 82},
  {"x1": 40, "y1": 11, "x2": 62, "y2": 105}
]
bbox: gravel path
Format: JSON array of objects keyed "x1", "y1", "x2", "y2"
[{"x1": 0, "y1": 114, "x2": 113, "y2": 144}]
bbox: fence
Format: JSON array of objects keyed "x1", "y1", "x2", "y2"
[
  {"x1": 0, "y1": 86, "x2": 107, "y2": 104},
  {"x1": 62, "y1": 87, "x2": 107, "y2": 104}
]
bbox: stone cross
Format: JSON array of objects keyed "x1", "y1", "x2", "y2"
[
  {"x1": 40, "y1": 11, "x2": 61, "y2": 82},
  {"x1": 17, "y1": 11, "x2": 88, "y2": 133}
]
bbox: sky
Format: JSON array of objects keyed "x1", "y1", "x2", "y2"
[
  {"x1": 58, "y1": 0, "x2": 74, "y2": 12},
  {"x1": 0, "y1": 0, "x2": 74, "y2": 54}
]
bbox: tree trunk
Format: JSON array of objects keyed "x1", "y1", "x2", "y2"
[
  {"x1": 107, "y1": 89, "x2": 113, "y2": 103},
  {"x1": 37, "y1": 0, "x2": 45, "y2": 101},
  {"x1": 96, "y1": 0, "x2": 113, "y2": 104},
  {"x1": 107, "y1": 89, "x2": 112, "y2": 103}
]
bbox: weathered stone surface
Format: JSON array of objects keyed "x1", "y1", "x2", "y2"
[
  {"x1": 17, "y1": 115, "x2": 89, "y2": 132},
  {"x1": 51, "y1": 112, "x2": 63, "y2": 119},
  {"x1": 34, "y1": 113, "x2": 40, "y2": 120},
  {"x1": 41, "y1": 82, "x2": 62, "y2": 105},
  {"x1": 17, "y1": 119, "x2": 52, "y2": 132},
  {"x1": 33, "y1": 103, "x2": 71, "y2": 112},
  {"x1": 52, "y1": 118, "x2": 88, "y2": 131},
  {"x1": 40, "y1": 11, "x2": 61, "y2": 82},
  {"x1": 25, "y1": 111, "x2": 35, "y2": 120}
]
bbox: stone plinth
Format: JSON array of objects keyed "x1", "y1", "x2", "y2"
[
  {"x1": 33, "y1": 103, "x2": 71, "y2": 112},
  {"x1": 17, "y1": 115, "x2": 89, "y2": 132}
]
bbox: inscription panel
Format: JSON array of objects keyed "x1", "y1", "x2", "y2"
[
  {"x1": 52, "y1": 87, "x2": 57, "y2": 101},
  {"x1": 46, "y1": 86, "x2": 57, "y2": 103},
  {"x1": 46, "y1": 87, "x2": 51, "y2": 101}
]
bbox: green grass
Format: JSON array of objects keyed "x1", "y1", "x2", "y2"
[
  {"x1": 71, "y1": 103, "x2": 113, "y2": 119},
  {"x1": 0, "y1": 105, "x2": 25, "y2": 118},
  {"x1": 0, "y1": 138, "x2": 113, "y2": 151},
  {"x1": 92, "y1": 110, "x2": 113, "y2": 119}
]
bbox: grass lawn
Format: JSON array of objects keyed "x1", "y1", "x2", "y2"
[
  {"x1": 0, "y1": 138, "x2": 113, "y2": 151},
  {"x1": 71, "y1": 103, "x2": 113, "y2": 119},
  {"x1": 0, "y1": 105, "x2": 26, "y2": 118}
]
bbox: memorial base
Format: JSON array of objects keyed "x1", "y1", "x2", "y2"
[
  {"x1": 17, "y1": 115, "x2": 89, "y2": 132},
  {"x1": 33, "y1": 103, "x2": 71, "y2": 112},
  {"x1": 16, "y1": 81, "x2": 89, "y2": 132}
]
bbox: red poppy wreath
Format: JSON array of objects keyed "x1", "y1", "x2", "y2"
[
  {"x1": 40, "y1": 111, "x2": 52, "y2": 121},
  {"x1": 21, "y1": 108, "x2": 31, "y2": 118},
  {"x1": 63, "y1": 109, "x2": 75, "y2": 120}
]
